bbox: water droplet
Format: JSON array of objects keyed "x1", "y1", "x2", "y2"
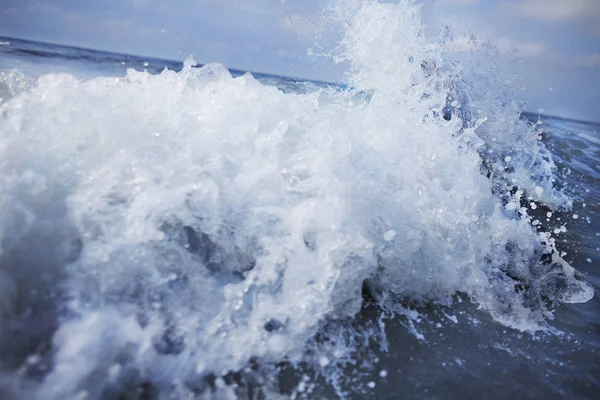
[
  {"x1": 535, "y1": 186, "x2": 544, "y2": 197},
  {"x1": 318, "y1": 356, "x2": 330, "y2": 367},
  {"x1": 383, "y1": 230, "x2": 396, "y2": 241}
]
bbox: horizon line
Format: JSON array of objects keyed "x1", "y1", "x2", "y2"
[
  {"x1": 2, "y1": 35, "x2": 598, "y2": 126},
  {"x1": 0, "y1": 34, "x2": 337, "y2": 86}
]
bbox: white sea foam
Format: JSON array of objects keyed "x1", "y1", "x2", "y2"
[{"x1": 0, "y1": 1, "x2": 593, "y2": 398}]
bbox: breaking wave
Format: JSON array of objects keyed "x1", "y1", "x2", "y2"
[{"x1": 0, "y1": 1, "x2": 593, "y2": 398}]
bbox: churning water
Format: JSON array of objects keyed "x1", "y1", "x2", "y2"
[{"x1": 0, "y1": 1, "x2": 598, "y2": 399}]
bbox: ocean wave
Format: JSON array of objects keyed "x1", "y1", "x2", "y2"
[{"x1": 0, "y1": 1, "x2": 593, "y2": 399}]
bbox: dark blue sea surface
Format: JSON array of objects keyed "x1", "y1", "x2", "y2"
[{"x1": 0, "y1": 33, "x2": 598, "y2": 400}]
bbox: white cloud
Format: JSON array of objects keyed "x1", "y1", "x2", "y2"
[
  {"x1": 518, "y1": 0, "x2": 600, "y2": 21},
  {"x1": 497, "y1": 37, "x2": 545, "y2": 57}
]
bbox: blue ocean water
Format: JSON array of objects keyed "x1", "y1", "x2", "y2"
[{"x1": 0, "y1": 4, "x2": 599, "y2": 398}]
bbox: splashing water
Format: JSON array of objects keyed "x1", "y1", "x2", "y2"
[{"x1": 0, "y1": 1, "x2": 594, "y2": 399}]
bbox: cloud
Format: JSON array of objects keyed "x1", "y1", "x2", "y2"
[
  {"x1": 518, "y1": 0, "x2": 600, "y2": 22},
  {"x1": 497, "y1": 37, "x2": 545, "y2": 57}
]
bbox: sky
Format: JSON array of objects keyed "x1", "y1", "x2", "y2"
[{"x1": 0, "y1": 0, "x2": 599, "y2": 122}]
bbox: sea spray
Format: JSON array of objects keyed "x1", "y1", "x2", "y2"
[{"x1": 0, "y1": 1, "x2": 593, "y2": 398}]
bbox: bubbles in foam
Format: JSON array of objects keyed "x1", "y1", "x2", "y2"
[{"x1": 0, "y1": 0, "x2": 593, "y2": 398}]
